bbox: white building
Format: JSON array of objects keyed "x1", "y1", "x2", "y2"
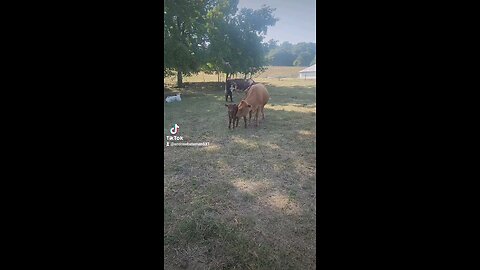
[{"x1": 299, "y1": 64, "x2": 316, "y2": 79}]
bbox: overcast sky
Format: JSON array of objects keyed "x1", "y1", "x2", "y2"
[{"x1": 238, "y1": 0, "x2": 316, "y2": 44}]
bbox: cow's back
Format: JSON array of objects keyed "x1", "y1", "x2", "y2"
[
  {"x1": 244, "y1": 84, "x2": 269, "y2": 108},
  {"x1": 228, "y1": 78, "x2": 254, "y2": 91}
]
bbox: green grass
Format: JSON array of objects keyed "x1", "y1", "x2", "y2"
[{"x1": 164, "y1": 66, "x2": 316, "y2": 269}]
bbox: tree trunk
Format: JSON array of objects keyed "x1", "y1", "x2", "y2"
[
  {"x1": 177, "y1": 69, "x2": 183, "y2": 88},
  {"x1": 244, "y1": 73, "x2": 247, "y2": 79},
  {"x1": 226, "y1": 73, "x2": 229, "y2": 82},
  {"x1": 217, "y1": 72, "x2": 220, "y2": 82}
]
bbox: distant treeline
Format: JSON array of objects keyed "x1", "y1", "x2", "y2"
[{"x1": 265, "y1": 40, "x2": 316, "y2": 67}]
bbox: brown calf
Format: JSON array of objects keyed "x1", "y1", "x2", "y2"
[{"x1": 225, "y1": 103, "x2": 239, "y2": 129}]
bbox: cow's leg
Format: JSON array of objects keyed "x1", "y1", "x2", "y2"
[
  {"x1": 249, "y1": 111, "x2": 252, "y2": 123},
  {"x1": 244, "y1": 116, "x2": 247, "y2": 128},
  {"x1": 255, "y1": 110, "x2": 259, "y2": 127},
  {"x1": 228, "y1": 117, "x2": 232, "y2": 129},
  {"x1": 261, "y1": 106, "x2": 265, "y2": 120}
]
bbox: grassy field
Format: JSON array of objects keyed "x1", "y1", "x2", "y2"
[{"x1": 164, "y1": 66, "x2": 316, "y2": 269}]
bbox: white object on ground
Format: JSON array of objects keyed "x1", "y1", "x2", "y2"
[{"x1": 166, "y1": 94, "x2": 181, "y2": 103}]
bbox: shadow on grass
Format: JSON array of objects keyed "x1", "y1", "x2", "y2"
[
  {"x1": 164, "y1": 128, "x2": 316, "y2": 269},
  {"x1": 164, "y1": 172, "x2": 316, "y2": 269}
]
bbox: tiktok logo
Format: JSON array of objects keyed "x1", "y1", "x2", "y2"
[{"x1": 170, "y1": 124, "x2": 180, "y2": 135}]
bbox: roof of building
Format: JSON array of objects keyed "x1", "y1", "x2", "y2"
[{"x1": 299, "y1": 64, "x2": 316, "y2": 73}]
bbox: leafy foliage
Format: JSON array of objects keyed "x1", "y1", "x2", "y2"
[
  {"x1": 204, "y1": 2, "x2": 278, "y2": 79},
  {"x1": 164, "y1": 0, "x2": 213, "y2": 86}
]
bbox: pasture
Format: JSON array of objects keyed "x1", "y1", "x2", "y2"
[{"x1": 164, "y1": 66, "x2": 316, "y2": 269}]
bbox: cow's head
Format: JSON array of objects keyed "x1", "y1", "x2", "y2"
[
  {"x1": 236, "y1": 100, "x2": 251, "y2": 117},
  {"x1": 225, "y1": 103, "x2": 238, "y2": 118}
]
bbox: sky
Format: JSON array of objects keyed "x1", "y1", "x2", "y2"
[{"x1": 237, "y1": 0, "x2": 316, "y2": 45}]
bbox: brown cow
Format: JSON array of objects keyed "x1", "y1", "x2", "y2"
[
  {"x1": 225, "y1": 103, "x2": 239, "y2": 129},
  {"x1": 236, "y1": 83, "x2": 269, "y2": 128}
]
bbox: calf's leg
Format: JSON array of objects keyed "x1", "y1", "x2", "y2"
[{"x1": 228, "y1": 117, "x2": 232, "y2": 129}]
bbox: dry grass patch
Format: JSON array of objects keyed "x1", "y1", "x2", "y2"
[{"x1": 266, "y1": 103, "x2": 316, "y2": 113}]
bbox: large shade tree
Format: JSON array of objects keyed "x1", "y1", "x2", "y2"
[
  {"x1": 204, "y1": 1, "x2": 278, "y2": 80},
  {"x1": 203, "y1": 0, "x2": 239, "y2": 81},
  {"x1": 164, "y1": 0, "x2": 213, "y2": 87}
]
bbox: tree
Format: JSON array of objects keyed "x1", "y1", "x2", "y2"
[
  {"x1": 203, "y1": 2, "x2": 278, "y2": 80},
  {"x1": 234, "y1": 5, "x2": 277, "y2": 77},
  {"x1": 164, "y1": 0, "x2": 212, "y2": 87},
  {"x1": 266, "y1": 39, "x2": 278, "y2": 51},
  {"x1": 267, "y1": 48, "x2": 296, "y2": 66},
  {"x1": 310, "y1": 55, "x2": 316, "y2": 65},
  {"x1": 293, "y1": 52, "x2": 308, "y2": 66},
  {"x1": 203, "y1": 0, "x2": 239, "y2": 81}
]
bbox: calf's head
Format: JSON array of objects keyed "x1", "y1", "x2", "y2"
[
  {"x1": 236, "y1": 100, "x2": 251, "y2": 118},
  {"x1": 225, "y1": 103, "x2": 238, "y2": 119}
]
